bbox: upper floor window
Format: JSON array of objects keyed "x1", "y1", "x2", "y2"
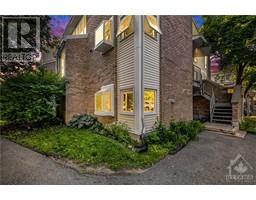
[
  {"x1": 117, "y1": 15, "x2": 134, "y2": 41},
  {"x1": 94, "y1": 18, "x2": 114, "y2": 53},
  {"x1": 59, "y1": 50, "x2": 65, "y2": 77},
  {"x1": 121, "y1": 89, "x2": 134, "y2": 113},
  {"x1": 72, "y1": 16, "x2": 87, "y2": 35},
  {"x1": 144, "y1": 15, "x2": 162, "y2": 39},
  {"x1": 144, "y1": 89, "x2": 156, "y2": 113},
  {"x1": 95, "y1": 84, "x2": 114, "y2": 116}
]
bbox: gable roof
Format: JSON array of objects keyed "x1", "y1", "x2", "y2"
[{"x1": 62, "y1": 16, "x2": 83, "y2": 36}]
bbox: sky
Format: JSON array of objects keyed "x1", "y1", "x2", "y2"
[
  {"x1": 49, "y1": 16, "x2": 204, "y2": 37},
  {"x1": 50, "y1": 15, "x2": 70, "y2": 37}
]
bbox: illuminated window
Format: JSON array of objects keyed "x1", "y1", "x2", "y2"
[
  {"x1": 72, "y1": 16, "x2": 87, "y2": 35},
  {"x1": 144, "y1": 89, "x2": 156, "y2": 113},
  {"x1": 117, "y1": 16, "x2": 134, "y2": 40},
  {"x1": 121, "y1": 90, "x2": 134, "y2": 112},
  {"x1": 144, "y1": 16, "x2": 162, "y2": 39},
  {"x1": 204, "y1": 56, "x2": 208, "y2": 69},
  {"x1": 59, "y1": 50, "x2": 65, "y2": 77},
  {"x1": 94, "y1": 19, "x2": 113, "y2": 52},
  {"x1": 94, "y1": 84, "x2": 114, "y2": 116}
]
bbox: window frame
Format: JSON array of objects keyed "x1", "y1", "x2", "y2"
[
  {"x1": 144, "y1": 15, "x2": 162, "y2": 40},
  {"x1": 94, "y1": 17, "x2": 114, "y2": 50},
  {"x1": 144, "y1": 88, "x2": 157, "y2": 115},
  {"x1": 120, "y1": 88, "x2": 135, "y2": 115},
  {"x1": 94, "y1": 84, "x2": 114, "y2": 116},
  {"x1": 117, "y1": 15, "x2": 134, "y2": 41},
  {"x1": 72, "y1": 16, "x2": 87, "y2": 36}
]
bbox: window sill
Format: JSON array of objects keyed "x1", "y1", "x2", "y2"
[
  {"x1": 119, "y1": 112, "x2": 135, "y2": 116},
  {"x1": 94, "y1": 111, "x2": 114, "y2": 117},
  {"x1": 144, "y1": 112, "x2": 157, "y2": 116}
]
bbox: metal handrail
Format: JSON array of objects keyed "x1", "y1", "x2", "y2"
[{"x1": 210, "y1": 88, "x2": 216, "y2": 122}]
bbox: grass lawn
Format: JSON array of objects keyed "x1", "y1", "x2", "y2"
[{"x1": 2, "y1": 126, "x2": 169, "y2": 170}]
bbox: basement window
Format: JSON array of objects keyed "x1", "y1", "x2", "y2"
[
  {"x1": 117, "y1": 16, "x2": 134, "y2": 41},
  {"x1": 144, "y1": 15, "x2": 162, "y2": 39},
  {"x1": 144, "y1": 89, "x2": 156, "y2": 113},
  {"x1": 94, "y1": 18, "x2": 114, "y2": 53},
  {"x1": 121, "y1": 89, "x2": 134, "y2": 113},
  {"x1": 72, "y1": 16, "x2": 87, "y2": 35},
  {"x1": 95, "y1": 84, "x2": 114, "y2": 116}
]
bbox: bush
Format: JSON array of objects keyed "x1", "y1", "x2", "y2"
[
  {"x1": 0, "y1": 68, "x2": 65, "y2": 125},
  {"x1": 145, "y1": 120, "x2": 204, "y2": 150},
  {"x1": 240, "y1": 117, "x2": 256, "y2": 134},
  {"x1": 105, "y1": 122, "x2": 137, "y2": 146},
  {"x1": 68, "y1": 114, "x2": 98, "y2": 129}
]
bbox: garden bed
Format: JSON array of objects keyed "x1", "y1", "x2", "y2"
[{"x1": 2, "y1": 126, "x2": 169, "y2": 171}]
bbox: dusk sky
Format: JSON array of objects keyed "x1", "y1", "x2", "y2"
[{"x1": 49, "y1": 16, "x2": 204, "y2": 37}]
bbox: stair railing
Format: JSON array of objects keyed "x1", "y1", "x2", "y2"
[{"x1": 210, "y1": 88, "x2": 216, "y2": 122}]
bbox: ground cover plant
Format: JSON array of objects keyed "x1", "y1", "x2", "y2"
[{"x1": 240, "y1": 117, "x2": 256, "y2": 134}]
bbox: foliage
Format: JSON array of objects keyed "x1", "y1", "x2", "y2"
[
  {"x1": 0, "y1": 68, "x2": 65, "y2": 124},
  {"x1": 104, "y1": 122, "x2": 137, "y2": 146},
  {"x1": 68, "y1": 114, "x2": 98, "y2": 129},
  {"x1": 240, "y1": 117, "x2": 256, "y2": 134},
  {"x1": 201, "y1": 16, "x2": 256, "y2": 85},
  {"x1": 3, "y1": 126, "x2": 169, "y2": 170},
  {"x1": 145, "y1": 120, "x2": 204, "y2": 150}
]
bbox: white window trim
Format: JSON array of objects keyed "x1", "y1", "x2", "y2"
[
  {"x1": 94, "y1": 84, "x2": 114, "y2": 117},
  {"x1": 120, "y1": 88, "x2": 135, "y2": 115},
  {"x1": 144, "y1": 88, "x2": 157, "y2": 115},
  {"x1": 94, "y1": 17, "x2": 114, "y2": 50}
]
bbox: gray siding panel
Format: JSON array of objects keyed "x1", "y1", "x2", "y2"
[
  {"x1": 143, "y1": 34, "x2": 160, "y2": 132},
  {"x1": 117, "y1": 35, "x2": 135, "y2": 133}
]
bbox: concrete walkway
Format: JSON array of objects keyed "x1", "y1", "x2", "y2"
[{"x1": 1, "y1": 131, "x2": 256, "y2": 184}]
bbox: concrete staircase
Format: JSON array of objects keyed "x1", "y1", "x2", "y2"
[{"x1": 212, "y1": 102, "x2": 232, "y2": 124}]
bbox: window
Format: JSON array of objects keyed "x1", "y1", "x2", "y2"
[
  {"x1": 121, "y1": 90, "x2": 134, "y2": 112},
  {"x1": 94, "y1": 18, "x2": 113, "y2": 52},
  {"x1": 117, "y1": 15, "x2": 134, "y2": 40},
  {"x1": 94, "y1": 84, "x2": 114, "y2": 116},
  {"x1": 204, "y1": 56, "x2": 208, "y2": 69},
  {"x1": 72, "y1": 16, "x2": 87, "y2": 35},
  {"x1": 144, "y1": 89, "x2": 156, "y2": 113},
  {"x1": 144, "y1": 16, "x2": 162, "y2": 39},
  {"x1": 59, "y1": 50, "x2": 65, "y2": 77}
]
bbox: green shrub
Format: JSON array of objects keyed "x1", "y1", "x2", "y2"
[
  {"x1": 68, "y1": 114, "x2": 97, "y2": 129},
  {"x1": 0, "y1": 68, "x2": 65, "y2": 125},
  {"x1": 145, "y1": 120, "x2": 203, "y2": 150},
  {"x1": 240, "y1": 117, "x2": 256, "y2": 134},
  {"x1": 105, "y1": 122, "x2": 136, "y2": 146}
]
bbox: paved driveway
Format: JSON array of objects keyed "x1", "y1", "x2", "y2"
[{"x1": 1, "y1": 131, "x2": 256, "y2": 184}]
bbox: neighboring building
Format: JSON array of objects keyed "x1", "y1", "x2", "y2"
[
  {"x1": 56, "y1": 15, "x2": 193, "y2": 137},
  {"x1": 40, "y1": 47, "x2": 57, "y2": 72}
]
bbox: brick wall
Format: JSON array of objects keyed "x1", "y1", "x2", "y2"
[
  {"x1": 193, "y1": 96, "x2": 210, "y2": 121},
  {"x1": 160, "y1": 16, "x2": 193, "y2": 124},
  {"x1": 64, "y1": 16, "x2": 117, "y2": 124}
]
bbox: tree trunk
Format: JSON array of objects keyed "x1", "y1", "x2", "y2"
[{"x1": 236, "y1": 64, "x2": 245, "y2": 85}]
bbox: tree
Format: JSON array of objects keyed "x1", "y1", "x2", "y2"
[
  {"x1": 0, "y1": 67, "x2": 65, "y2": 125},
  {"x1": 200, "y1": 16, "x2": 256, "y2": 86},
  {"x1": 243, "y1": 66, "x2": 256, "y2": 96},
  {"x1": 0, "y1": 16, "x2": 59, "y2": 76}
]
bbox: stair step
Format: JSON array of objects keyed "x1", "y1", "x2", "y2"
[
  {"x1": 213, "y1": 115, "x2": 232, "y2": 119},
  {"x1": 215, "y1": 103, "x2": 232, "y2": 107},
  {"x1": 213, "y1": 111, "x2": 232, "y2": 115},
  {"x1": 212, "y1": 119, "x2": 232, "y2": 123},
  {"x1": 215, "y1": 108, "x2": 232, "y2": 111}
]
